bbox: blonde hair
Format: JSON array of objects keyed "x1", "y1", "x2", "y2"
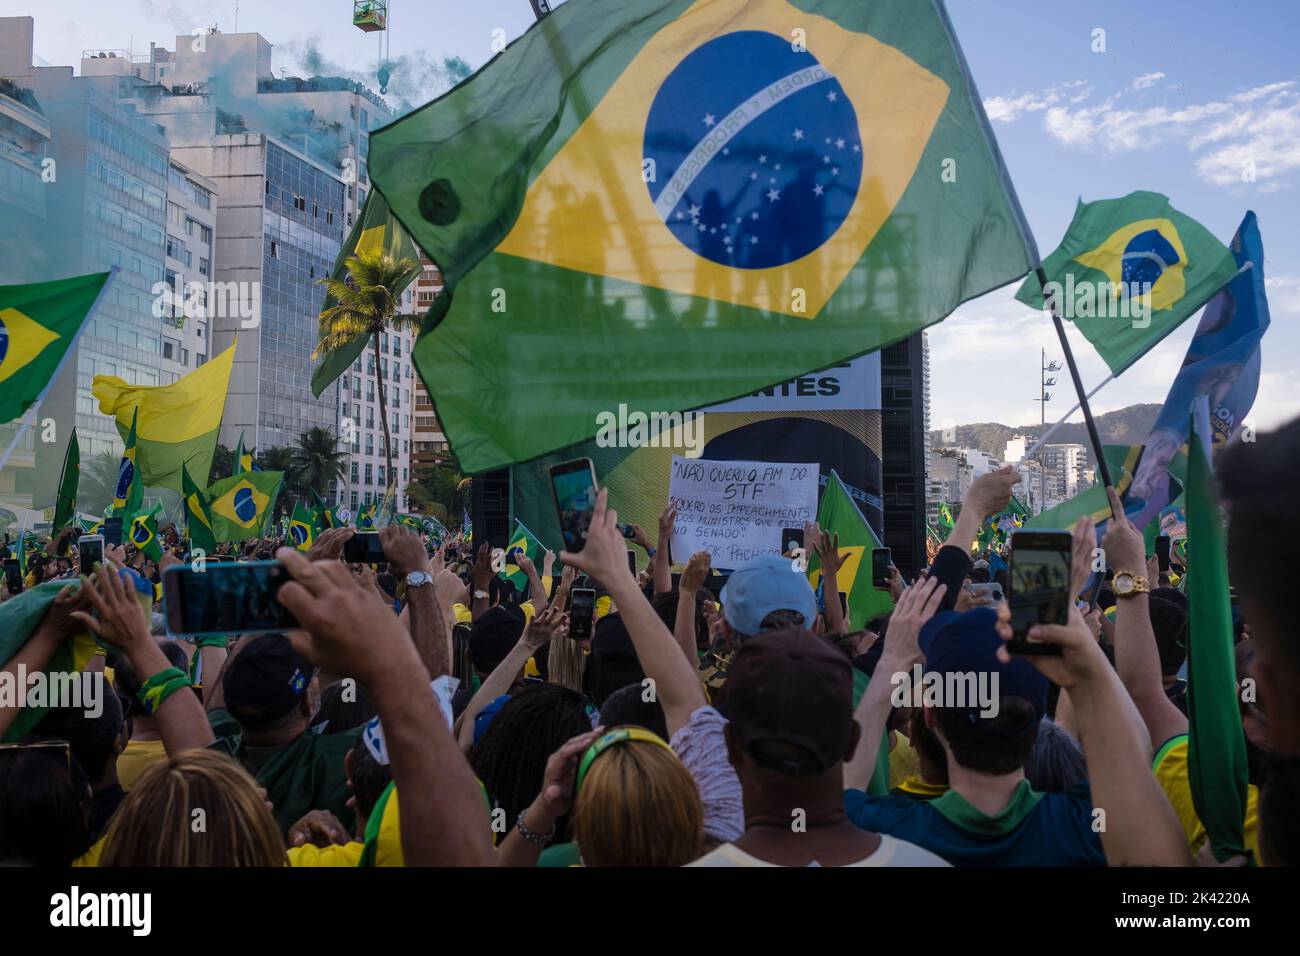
[
  {"x1": 99, "y1": 749, "x2": 287, "y2": 867},
  {"x1": 572, "y1": 736, "x2": 703, "y2": 866},
  {"x1": 547, "y1": 634, "x2": 586, "y2": 692}
]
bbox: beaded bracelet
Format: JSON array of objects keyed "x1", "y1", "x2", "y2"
[
  {"x1": 515, "y1": 810, "x2": 556, "y2": 845},
  {"x1": 137, "y1": 667, "x2": 191, "y2": 716}
]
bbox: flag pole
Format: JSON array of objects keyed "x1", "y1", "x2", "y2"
[{"x1": 1037, "y1": 266, "x2": 1115, "y2": 507}]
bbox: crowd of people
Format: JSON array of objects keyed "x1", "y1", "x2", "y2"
[{"x1": 0, "y1": 415, "x2": 1297, "y2": 868}]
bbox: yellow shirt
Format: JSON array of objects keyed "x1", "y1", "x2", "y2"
[
  {"x1": 73, "y1": 837, "x2": 105, "y2": 867},
  {"x1": 1153, "y1": 734, "x2": 1261, "y2": 861},
  {"x1": 117, "y1": 738, "x2": 168, "y2": 790},
  {"x1": 287, "y1": 841, "x2": 365, "y2": 867}
]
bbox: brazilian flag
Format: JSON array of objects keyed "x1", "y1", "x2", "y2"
[
  {"x1": 500, "y1": 519, "x2": 547, "y2": 591},
  {"x1": 937, "y1": 502, "x2": 955, "y2": 530},
  {"x1": 807, "y1": 471, "x2": 893, "y2": 628},
  {"x1": 1017, "y1": 191, "x2": 1237, "y2": 374},
  {"x1": 233, "y1": 433, "x2": 254, "y2": 477},
  {"x1": 112, "y1": 407, "x2": 144, "y2": 518},
  {"x1": 311, "y1": 191, "x2": 423, "y2": 398},
  {"x1": 128, "y1": 507, "x2": 163, "y2": 562},
  {"x1": 76, "y1": 513, "x2": 103, "y2": 534},
  {"x1": 370, "y1": 0, "x2": 1037, "y2": 472},
  {"x1": 206, "y1": 471, "x2": 284, "y2": 543},
  {"x1": 182, "y1": 464, "x2": 217, "y2": 553},
  {"x1": 288, "y1": 501, "x2": 317, "y2": 551},
  {"x1": 356, "y1": 502, "x2": 377, "y2": 531},
  {"x1": 311, "y1": 488, "x2": 342, "y2": 529},
  {"x1": 52, "y1": 429, "x2": 80, "y2": 534},
  {"x1": 0, "y1": 272, "x2": 112, "y2": 425}
]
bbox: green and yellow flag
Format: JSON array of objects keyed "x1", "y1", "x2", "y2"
[
  {"x1": 233, "y1": 433, "x2": 253, "y2": 477},
  {"x1": 310, "y1": 191, "x2": 423, "y2": 398},
  {"x1": 370, "y1": 0, "x2": 1036, "y2": 471},
  {"x1": 356, "y1": 502, "x2": 377, "y2": 530},
  {"x1": 128, "y1": 507, "x2": 163, "y2": 562},
  {"x1": 206, "y1": 471, "x2": 284, "y2": 543},
  {"x1": 1016, "y1": 192, "x2": 1237, "y2": 374},
  {"x1": 112, "y1": 408, "x2": 143, "y2": 519},
  {"x1": 288, "y1": 501, "x2": 317, "y2": 551},
  {"x1": 52, "y1": 429, "x2": 80, "y2": 534},
  {"x1": 500, "y1": 519, "x2": 547, "y2": 591},
  {"x1": 1185, "y1": 398, "x2": 1250, "y2": 861},
  {"x1": 807, "y1": 471, "x2": 893, "y2": 628},
  {"x1": 92, "y1": 342, "x2": 235, "y2": 492},
  {"x1": 182, "y1": 464, "x2": 217, "y2": 553},
  {"x1": 1, "y1": 581, "x2": 101, "y2": 741},
  {"x1": 0, "y1": 272, "x2": 111, "y2": 425}
]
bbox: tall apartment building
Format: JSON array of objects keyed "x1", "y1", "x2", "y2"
[
  {"x1": 160, "y1": 157, "x2": 217, "y2": 384},
  {"x1": 107, "y1": 27, "x2": 409, "y2": 509},
  {"x1": 409, "y1": 256, "x2": 449, "y2": 505},
  {"x1": 1042, "y1": 442, "x2": 1088, "y2": 504},
  {"x1": 927, "y1": 449, "x2": 971, "y2": 525},
  {"x1": 1, "y1": 16, "x2": 180, "y2": 491}
]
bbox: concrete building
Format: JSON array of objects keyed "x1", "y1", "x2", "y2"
[
  {"x1": 928, "y1": 449, "x2": 972, "y2": 526},
  {"x1": 160, "y1": 157, "x2": 217, "y2": 384},
  {"x1": 107, "y1": 27, "x2": 409, "y2": 509},
  {"x1": 409, "y1": 256, "x2": 449, "y2": 501},
  {"x1": 1042, "y1": 442, "x2": 1088, "y2": 504},
  {"x1": 1, "y1": 15, "x2": 171, "y2": 483}
]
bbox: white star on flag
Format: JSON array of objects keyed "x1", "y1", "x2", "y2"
[
  {"x1": 831, "y1": 167, "x2": 840, "y2": 176},
  {"x1": 793, "y1": 129, "x2": 804, "y2": 140},
  {"x1": 813, "y1": 184, "x2": 825, "y2": 196},
  {"x1": 703, "y1": 113, "x2": 716, "y2": 126},
  {"x1": 766, "y1": 187, "x2": 780, "y2": 202},
  {"x1": 835, "y1": 138, "x2": 846, "y2": 149},
  {"x1": 758, "y1": 154, "x2": 768, "y2": 164},
  {"x1": 827, "y1": 90, "x2": 838, "y2": 102}
]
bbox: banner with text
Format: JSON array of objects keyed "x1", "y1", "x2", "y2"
[{"x1": 668, "y1": 455, "x2": 819, "y2": 570}]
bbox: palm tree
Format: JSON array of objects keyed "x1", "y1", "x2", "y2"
[
  {"x1": 208, "y1": 443, "x2": 233, "y2": 485},
  {"x1": 291, "y1": 427, "x2": 348, "y2": 499},
  {"x1": 257, "y1": 445, "x2": 295, "y2": 475},
  {"x1": 316, "y1": 248, "x2": 420, "y2": 497}
]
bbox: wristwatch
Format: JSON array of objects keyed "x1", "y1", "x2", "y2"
[
  {"x1": 1112, "y1": 571, "x2": 1150, "y2": 599},
  {"x1": 405, "y1": 570, "x2": 433, "y2": 589},
  {"x1": 473, "y1": 588, "x2": 490, "y2": 600}
]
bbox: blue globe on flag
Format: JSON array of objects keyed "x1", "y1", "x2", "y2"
[
  {"x1": 131, "y1": 521, "x2": 150, "y2": 545},
  {"x1": 115, "y1": 460, "x2": 134, "y2": 500},
  {"x1": 290, "y1": 523, "x2": 310, "y2": 547},
  {"x1": 0, "y1": 314, "x2": 9, "y2": 370},
  {"x1": 1121, "y1": 229, "x2": 1180, "y2": 291},
  {"x1": 232, "y1": 486, "x2": 258, "y2": 524},
  {"x1": 644, "y1": 31, "x2": 863, "y2": 270}
]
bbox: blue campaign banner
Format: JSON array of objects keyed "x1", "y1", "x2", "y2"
[{"x1": 1128, "y1": 212, "x2": 1270, "y2": 532}]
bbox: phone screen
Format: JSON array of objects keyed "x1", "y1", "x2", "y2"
[
  {"x1": 781, "y1": 527, "x2": 804, "y2": 554},
  {"x1": 627, "y1": 550, "x2": 637, "y2": 576},
  {"x1": 163, "y1": 561, "x2": 298, "y2": 637},
  {"x1": 1008, "y1": 532, "x2": 1072, "y2": 655},
  {"x1": 4, "y1": 559, "x2": 22, "y2": 594},
  {"x1": 569, "y1": 587, "x2": 596, "y2": 642},
  {"x1": 103, "y1": 517, "x2": 123, "y2": 547},
  {"x1": 1155, "y1": 535, "x2": 1171, "y2": 574},
  {"x1": 78, "y1": 536, "x2": 105, "y2": 576},
  {"x1": 872, "y1": 548, "x2": 892, "y2": 589},
  {"x1": 550, "y1": 459, "x2": 598, "y2": 553},
  {"x1": 343, "y1": 532, "x2": 387, "y2": 565}
]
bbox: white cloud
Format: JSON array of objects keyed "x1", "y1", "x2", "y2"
[
  {"x1": 1036, "y1": 80, "x2": 1300, "y2": 190},
  {"x1": 1265, "y1": 275, "x2": 1300, "y2": 315},
  {"x1": 983, "y1": 81, "x2": 1089, "y2": 124},
  {"x1": 1131, "y1": 72, "x2": 1166, "y2": 91}
]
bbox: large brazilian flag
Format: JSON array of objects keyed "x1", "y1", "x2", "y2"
[
  {"x1": 92, "y1": 342, "x2": 236, "y2": 493},
  {"x1": 370, "y1": 0, "x2": 1037, "y2": 472},
  {"x1": 205, "y1": 471, "x2": 284, "y2": 543},
  {"x1": 1016, "y1": 191, "x2": 1237, "y2": 375},
  {"x1": 0, "y1": 272, "x2": 111, "y2": 426}
]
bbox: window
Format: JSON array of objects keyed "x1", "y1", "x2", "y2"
[
  {"x1": 162, "y1": 340, "x2": 176, "y2": 360},
  {"x1": 364, "y1": 463, "x2": 373, "y2": 484},
  {"x1": 270, "y1": 240, "x2": 279, "y2": 260},
  {"x1": 199, "y1": 224, "x2": 212, "y2": 245},
  {"x1": 366, "y1": 434, "x2": 374, "y2": 455},
  {"x1": 351, "y1": 462, "x2": 359, "y2": 482},
  {"x1": 184, "y1": 218, "x2": 195, "y2": 236},
  {"x1": 199, "y1": 257, "x2": 210, "y2": 277},
  {"x1": 181, "y1": 347, "x2": 190, "y2": 366},
  {"x1": 350, "y1": 491, "x2": 358, "y2": 510},
  {"x1": 293, "y1": 196, "x2": 306, "y2": 211},
  {"x1": 378, "y1": 466, "x2": 386, "y2": 487}
]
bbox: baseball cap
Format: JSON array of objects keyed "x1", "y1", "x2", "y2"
[
  {"x1": 720, "y1": 554, "x2": 818, "y2": 637},
  {"x1": 468, "y1": 605, "x2": 525, "y2": 671},
  {"x1": 725, "y1": 628, "x2": 853, "y2": 776},
  {"x1": 918, "y1": 607, "x2": 1047, "y2": 733},
  {"x1": 221, "y1": 633, "x2": 314, "y2": 731}
]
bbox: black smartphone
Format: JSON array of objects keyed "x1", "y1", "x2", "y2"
[
  {"x1": 569, "y1": 587, "x2": 597, "y2": 642},
  {"x1": 872, "y1": 547, "x2": 892, "y2": 589},
  {"x1": 3, "y1": 559, "x2": 22, "y2": 594},
  {"x1": 627, "y1": 550, "x2": 637, "y2": 576},
  {"x1": 781, "y1": 527, "x2": 804, "y2": 554},
  {"x1": 550, "y1": 458, "x2": 598, "y2": 553},
  {"x1": 618, "y1": 523, "x2": 636, "y2": 540},
  {"x1": 837, "y1": 590, "x2": 848, "y2": 618},
  {"x1": 505, "y1": 547, "x2": 522, "y2": 567},
  {"x1": 1007, "y1": 531, "x2": 1072, "y2": 656},
  {"x1": 1155, "y1": 535, "x2": 1171, "y2": 574},
  {"x1": 103, "y1": 517, "x2": 123, "y2": 547},
  {"x1": 343, "y1": 532, "x2": 387, "y2": 564},
  {"x1": 163, "y1": 560, "x2": 298, "y2": 637},
  {"x1": 78, "y1": 535, "x2": 105, "y2": 576}
]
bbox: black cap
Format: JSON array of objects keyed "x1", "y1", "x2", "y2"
[{"x1": 222, "y1": 633, "x2": 314, "y2": 730}]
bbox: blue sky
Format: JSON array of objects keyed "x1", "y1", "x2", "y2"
[{"x1": 5, "y1": 0, "x2": 1296, "y2": 432}]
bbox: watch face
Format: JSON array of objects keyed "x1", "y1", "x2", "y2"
[{"x1": 1114, "y1": 572, "x2": 1134, "y2": 595}]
